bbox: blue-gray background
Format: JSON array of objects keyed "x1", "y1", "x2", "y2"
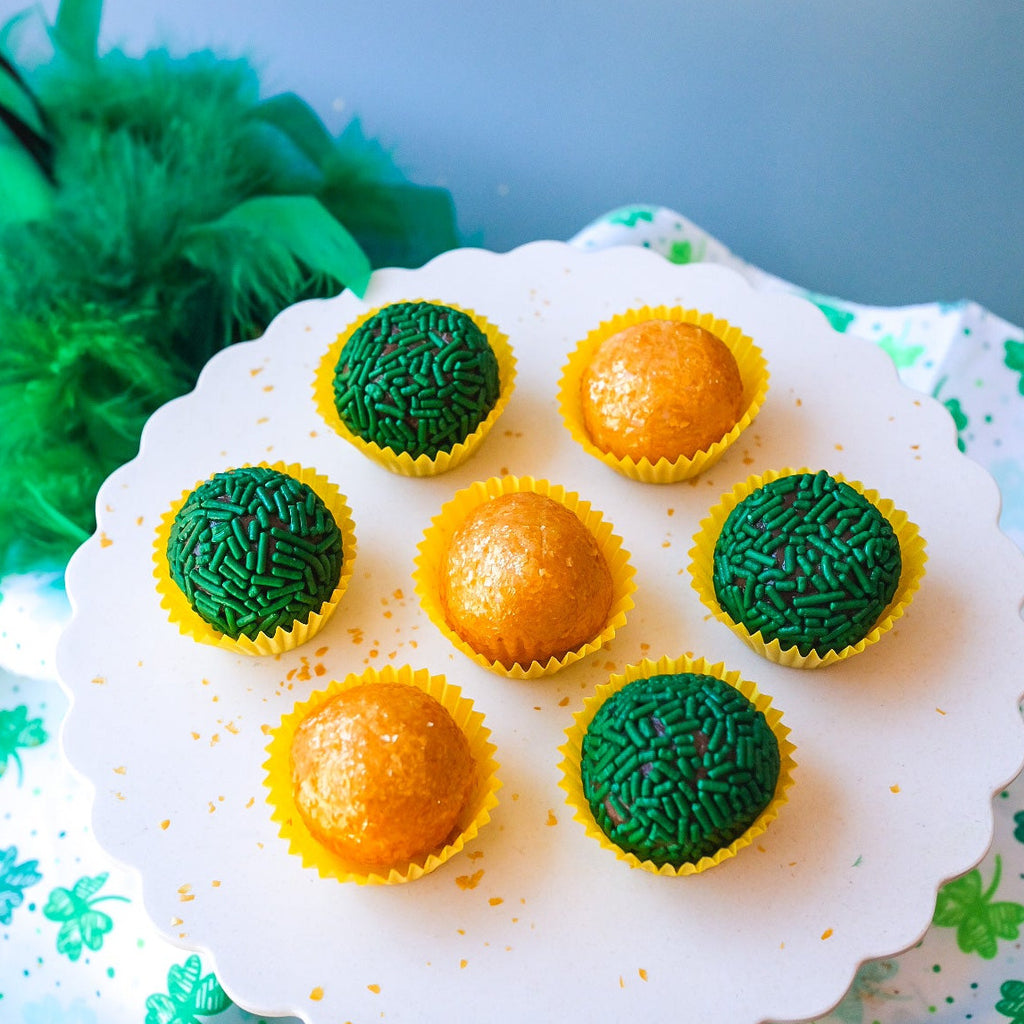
[{"x1": 21, "y1": 0, "x2": 1024, "y2": 324}]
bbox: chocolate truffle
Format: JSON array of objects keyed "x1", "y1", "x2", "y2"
[
  {"x1": 440, "y1": 491, "x2": 614, "y2": 669},
  {"x1": 581, "y1": 319, "x2": 743, "y2": 463},
  {"x1": 712, "y1": 470, "x2": 902, "y2": 656},
  {"x1": 581, "y1": 673, "x2": 780, "y2": 867},
  {"x1": 166, "y1": 466, "x2": 344, "y2": 640},
  {"x1": 332, "y1": 301, "x2": 501, "y2": 458},
  {"x1": 289, "y1": 682, "x2": 475, "y2": 865}
]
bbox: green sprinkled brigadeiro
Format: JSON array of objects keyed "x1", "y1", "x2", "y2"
[
  {"x1": 332, "y1": 301, "x2": 501, "y2": 459},
  {"x1": 581, "y1": 673, "x2": 780, "y2": 867},
  {"x1": 167, "y1": 466, "x2": 344, "y2": 641},
  {"x1": 712, "y1": 470, "x2": 902, "y2": 657}
]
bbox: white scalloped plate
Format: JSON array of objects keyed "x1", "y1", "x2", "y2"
[{"x1": 57, "y1": 242, "x2": 1024, "y2": 1024}]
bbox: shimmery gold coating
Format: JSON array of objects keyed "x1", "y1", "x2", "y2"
[
  {"x1": 580, "y1": 319, "x2": 743, "y2": 463},
  {"x1": 289, "y1": 682, "x2": 475, "y2": 866},
  {"x1": 439, "y1": 491, "x2": 614, "y2": 668}
]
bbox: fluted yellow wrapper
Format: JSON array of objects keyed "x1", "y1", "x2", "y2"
[
  {"x1": 153, "y1": 461, "x2": 357, "y2": 656},
  {"x1": 558, "y1": 654, "x2": 796, "y2": 876},
  {"x1": 689, "y1": 467, "x2": 928, "y2": 669},
  {"x1": 313, "y1": 298, "x2": 516, "y2": 477},
  {"x1": 413, "y1": 475, "x2": 637, "y2": 679},
  {"x1": 263, "y1": 665, "x2": 500, "y2": 885},
  {"x1": 557, "y1": 305, "x2": 769, "y2": 483}
]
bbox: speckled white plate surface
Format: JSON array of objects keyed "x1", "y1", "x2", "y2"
[{"x1": 57, "y1": 241, "x2": 1024, "y2": 1024}]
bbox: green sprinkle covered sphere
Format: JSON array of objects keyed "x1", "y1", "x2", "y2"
[
  {"x1": 167, "y1": 466, "x2": 344, "y2": 641},
  {"x1": 581, "y1": 673, "x2": 780, "y2": 867},
  {"x1": 712, "y1": 470, "x2": 902, "y2": 657},
  {"x1": 332, "y1": 301, "x2": 501, "y2": 459}
]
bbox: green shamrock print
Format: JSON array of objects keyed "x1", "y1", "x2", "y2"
[
  {"x1": 145, "y1": 954, "x2": 234, "y2": 1024},
  {"x1": 0, "y1": 704, "x2": 47, "y2": 785},
  {"x1": 43, "y1": 871, "x2": 130, "y2": 961},
  {"x1": 942, "y1": 397, "x2": 969, "y2": 452},
  {"x1": 1004, "y1": 339, "x2": 1024, "y2": 395},
  {"x1": 877, "y1": 333, "x2": 925, "y2": 370},
  {"x1": 813, "y1": 301, "x2": 856, "y2": 334},
  {"x1": 0, "y1": 844, "x2": 43, "y2": 924},
  {"x1": 1013, "y1": 809, "x2": 1024, "y2": 844},
  {"x1": 607, "y1": 206, "x2": 655, "y2": 228},
  {"x1": 998, "y1": 979, "x2": 1024, "y2": 1022},
  {"x1": 932, "y1": 855, "x2": 1024, "y2": 959}
]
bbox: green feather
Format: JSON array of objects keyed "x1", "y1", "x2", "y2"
[{"x1": 0, "y1": 6, "x2": 461, "y2": 573}]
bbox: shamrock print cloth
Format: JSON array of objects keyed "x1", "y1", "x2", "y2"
[{"x1": 4, "y1": 205, "x2": 1024, "y2": 1023}]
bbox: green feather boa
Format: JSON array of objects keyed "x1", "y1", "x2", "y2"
[{"x1": 0, "y1": 1, "x2": 459, "y2": 573}]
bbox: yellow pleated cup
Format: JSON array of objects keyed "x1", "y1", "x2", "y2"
[
  {"x1": 313, "y1": 298, "x2": 516, "y2": 477},
  {"x1": 153, "y1": 461, "x2": 357, "y2": 656},
  {"x1": 557, "y1": 305, "x2": 769, "y2": 483},
  {"x1": 558, "y1": 654, "x2": 796, "y2": 876},
  {"x1": 263, "y1": 665, "x2": 500, "y2": 884},
  {"x1": 413, "y1": 475, "x2": 637, "y2": 679},
  {"x1": 689, "y1": 467, "x2": 928, "y2": 669}
]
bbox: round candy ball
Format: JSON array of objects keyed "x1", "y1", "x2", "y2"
[
  {"x1": 581, "y1": 319, "x2": 743, "y2": 463},
  {"x1": 712, "y1": 470, "x2": 903, "y2": 657},
  {"x1": 440, "y1": 491, "x2": 614, "y2": 669},
  {"x1": 332, "y1": 301, "x2": 501, "y2": 458},
  {"x1": 290, "y1": 682, "x2": 476, "y2": 866},
  {"x1": 581, "y1": 673, "x2": 780, "y2": 867},
  {"x1": 166, "y1": 466, "x2": 344, "y2": 640}
]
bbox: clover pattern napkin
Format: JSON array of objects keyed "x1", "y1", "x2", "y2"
[{"x1": 3, "y1": 205, "x2": 1024, "y2": 1024}]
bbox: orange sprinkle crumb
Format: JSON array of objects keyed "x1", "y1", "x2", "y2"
[
  {"x1": 619, "y1": 976, "x2": 625, "y2": 989},
  {"x1": 511, "y1": 793, "x2": 520, "y2": 801},
  {"x1": 604, "y1": 661, "x2": 616, "y2": 671},
  {"x1": 114, "y1": 791, "x2": 125, "y2": 801},
  {"x1": 890, "y1": 784, "x2": 901, "y2": 794},
  {"x1": 210, "y1": 734, "x2": 220, "y2": 746},
  {"x1": 250, "y1": 367, "x2": 264, "y2": 376},
  {"x1": 226, "y1": 722, "x2": 239, "y2": 735},
  {"x1": 488, "y1": 897, "x2": 504, "y2": 907},
  {"x1": 245, "y1": 797, "x2": 255, "y2": 808},
  {"x1": 136, "y1": 516, "x2": 144, "y2": 526},
  {"x1": 260, "y1": 724, "x2": 272, "y2": 735},
  {"x1": 639, "y1": 642, "x2": 650, "y2": 652},
  {"x1": 160, "y1": 819, "x2": 170, "y2": 830},
  {"x1": 666, "y1": 508, "x2": 675, "y2": 516},
  {"x1": 558, "y1": 696, "x2": 569, "y2": 707},
  {"x1": 314, "y1": 663, "x2": 327, "y2": 676},
  {"x1": 460, "y1": 959, "x2": 468, "y2": 969},
  {"x1": 191, "y1": 731, "x2": 200, "y2": 740},
  {"x1": 208, "y1": 802, "x2": 216, "y2": 814},
  {"x1": 661, "y1": 540, "x2": 671, "y2": 548},
  {"x1": 309, "y1": 987, "x2": 324, "y2": 1001},
  {"x1": 936, "y1": 707, "x2": 947, "y2": 715},
  {"x1": 383, "y1": 610, "x2": 393, "y2": 619},
  {"x1": 795, "y1": 397, "x2": 803, "y2": 406},
  {"x1": 178, "y1": 885, "x2": 194, "y2": 902},
  {"x1": 211, "y1": 880, "x2": 221, "y2": 887},
  {"x1": 348, "y1": 628, "x2": 364, "y2": 643},
  {"x1": 113, "y1": 765, "x2": 126, "y2": 775},
  {"x1": 467, "y1": 850, "x2": 484, "y2": 861},
  {"x1": 171, "y1": 917, "x2": 183, "y2": 926},
  {"x1": 367, "y1": 983, "x2": 381, "y2": 994},
  {"x1": 393, "y1": 588, "x2": 404, "y2": 600},
  {"x1": 546, "y1": 810, "x2": 558, "y2": 827},
  {"x1": 309, "y1": 429, "x2": 318, "y2": 438},
  {"x1": 99, "y1": 532, "x2": 113, "y2": 548},
  {"x1": 821, "y1": 928, "x2": 834, "y2": 940},
  {"x1": 456, "y1": 869, "x2": 484, "y2": 890},
  {"x1": 91, "y1": 676, "x2": 105, "y2": 685},
  {"x1": 262, "y1": 384, "x2": 274, "y2": 392},
  {"x1": 638, "y1": 968, "x2": 648, "y2": 981}
]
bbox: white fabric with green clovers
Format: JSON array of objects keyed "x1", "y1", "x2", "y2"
[{"x1": 3, "y1": 205, "x2": 1024, "y2": 1024}]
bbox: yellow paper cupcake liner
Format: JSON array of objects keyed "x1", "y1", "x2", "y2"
[
  {"x1": 556, "y1": 305, "x2": 769, "y2": 483},
  {"x1": 558, "y1": 654, "x2": 796, "y2": 876},
  {"x1": 689, "y1": 467, "x2": 928, "y2": 669},
  {"x1": 313, "y1": 298, "x2": 517, "y2": 477},
  {"x1": 263, "y1": 665, "x2": 501, "y2": 885},
  {"x1": 153, "y1": 461, "x2": 357, "y2": 656},
  {"x1": 412, "y1": 475, "x2": 637, "y2": 679}
]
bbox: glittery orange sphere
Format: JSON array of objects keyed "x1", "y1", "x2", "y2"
[
  {"x1": 290, "y1": 682, "x2": 475, "y2": 865},
  {"x1": 581, "y1": 320, "x2": 743, "y2": 463},
  {"x1": 440, "y1": 491, "x2": 614, "y2": 668}
]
